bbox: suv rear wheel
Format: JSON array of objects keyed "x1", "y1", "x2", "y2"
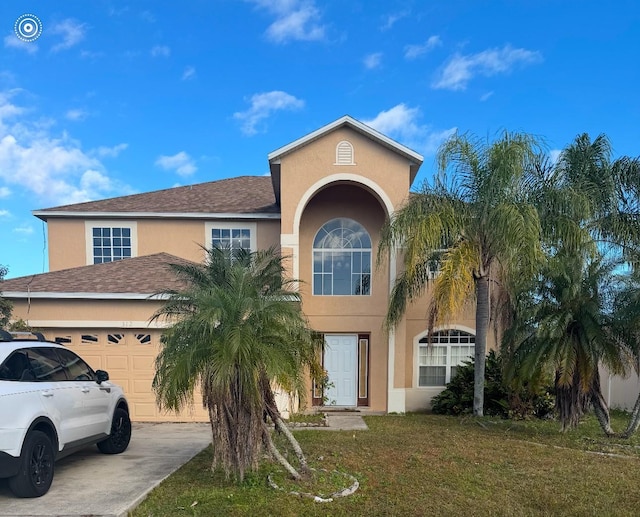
[
  {"x1": 8, "y1": 430, "x2": 55, "y2": 498},
  {"x1": 97, "y1": 407, "x2": 131, "y2": 454}
]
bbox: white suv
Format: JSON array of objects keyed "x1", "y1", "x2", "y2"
[{"x1": 0, "y1": 331, "x2": 131, "y2": 498}]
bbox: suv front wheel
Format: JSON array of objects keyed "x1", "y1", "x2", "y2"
[
  {"x1": 97, "y1": 408, "x2": 132, "y2": 454},
  {"x1": 9, "y1": 430, "x2": 55, "y2": 498}
]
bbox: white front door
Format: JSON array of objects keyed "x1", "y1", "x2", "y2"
[{"x1": 324, "y1": 334, "x2": 357, "y2": 406}]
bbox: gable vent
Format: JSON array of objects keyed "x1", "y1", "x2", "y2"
[{"x1": 335, "y1": 140, "x2": 355, "y2": 165}]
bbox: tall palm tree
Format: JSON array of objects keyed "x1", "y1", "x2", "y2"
[
  {"x1": 151, "y1": 247, "x2": 321, "y2": 481},
  {"x1": 506, "y1": 134, "x2": 640, "y2": 434},
  {"x1": 379, "y1": 131, "x2": 543, "y2": 416}
]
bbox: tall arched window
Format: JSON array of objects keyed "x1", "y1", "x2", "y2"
[{"x1": 313, "y1": 218, "x2": 371, "y2": 295}]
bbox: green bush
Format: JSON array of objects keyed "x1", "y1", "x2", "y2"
[{"x1": 430, "y1": 351, "x2": 555, "y2": 419}]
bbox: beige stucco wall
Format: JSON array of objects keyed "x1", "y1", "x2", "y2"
[
  {"x1": 46, "y1": 218, "x2": 281, "y2": 271},
  {"x1": 47, "y1": 219, "x2": 87, "y2": 271},
  {"x1": 277, "y1": 127, "x2": 412, "y2": 236}
]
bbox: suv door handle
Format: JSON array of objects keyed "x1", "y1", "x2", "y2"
[
  {"x1": 41, "y1": 391, "x2": 54, "y2": 397},
  {"x1": 81, "y1": 387, "x2": 90, "y2": 393}
]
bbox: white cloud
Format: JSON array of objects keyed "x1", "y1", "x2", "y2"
[
  {"x1": 0, "y1": 186, "x2": 10, "y2": 198},
  {"x1": 155, "y1": 151, "x2": 197, "y2": 177},
  {"x1": 0, "y1": 90, "x2": 130, "y2": 205},
  {"x1": 432, "y1": 44, "x2": 542, "y2": 91},
  {"x1": 182, "y1": 66, "x2": 196, "y2": 81},
  {"x1": 94, "y1": 143, "x2": 128, "y2": 158},
  {"x1": 13, "y1": 225, "x2": 33, "y2": 235},
  {"x1": 151, "y1": 45, "x2": 170, "y2": 57},
  {"x1": 66, "y1": 109, "x2": 89, "y2": 121},
  {"x1": 0, "y1": 209, "x2": 9, "y2": 217},
  {"x1": 51, "y1": 19, "x2": 87, "y2": 52},
  {"x1": 363, "y1": 52, "x2": 382, "y2": 70},
  {"x1": 404, "y1": 36, "x2": 442, "y2": 60},
  {"x1": 480, "y1": 91, "x2": 494, "y2": 101},
  {"x1": 381, "y1": 10, "x2": 409, "y2": 31},
  {"x1": 3, "y1": 34, "x2": 38, "y2": 54},
  {"x1": 248, "y1": 0, "x2": 326, "y2": 43},
  {"x1": 363, "y1": 104, "x2": 456, "y2": 156},
  {"x1": 234, "y1": 90, "x2": 304, "y2": 136}
]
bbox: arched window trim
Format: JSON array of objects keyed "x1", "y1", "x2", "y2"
[{"x1": 312, "y1": 217, "x2": 371, "y2": 296}]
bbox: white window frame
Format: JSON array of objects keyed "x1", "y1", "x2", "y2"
[
  {"x1": 204, "y1": 222, "x2": 257, "y2": 254},
  {"x1": 85, "y1": 221, "x2": 137, "y2": 266},
  {"x1": 312, "y1": 218, "x2": 372, "y2": 296},
  {"x1": 413, "y1": 327, "x2": 476, "y2": 387}
]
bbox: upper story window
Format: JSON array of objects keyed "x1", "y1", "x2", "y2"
[
  {"x1": 92, "y1": 227, "x2": 132, "y2": 264},
  {"x1": 417, "y1": 329, "x2": 475, "y2": 387},
  {"x1": 85, "y1": 221, "x2": 137, "y2": 266},
  {"x1": 205, "y1": 222, "x2": 257, "y2": 254},
  {"x1": 313, "y1": 218, "x2": 371, "y2": 296},
  {"x1": 334, "y1": 140, "x2": 355, "y2": 165}
]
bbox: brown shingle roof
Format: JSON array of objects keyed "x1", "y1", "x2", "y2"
[
  {"x1": 1, "y1": 253, "x2": 195, "y2": 296},
  {"x1": 35, "y1": 176, "x2": 279, "y2": 217}
]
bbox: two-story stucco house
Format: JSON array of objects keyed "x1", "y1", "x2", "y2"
[{"x1": 2, "y1": 116, "x2": 485, "y2": 421}]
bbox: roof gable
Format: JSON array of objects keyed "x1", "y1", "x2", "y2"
[
  {"x1": 268, "y1": 115, "x2": 424, "y2": 204},
  {"x1": 268, "y1": 115, "x2": 423, "y2": 164}
]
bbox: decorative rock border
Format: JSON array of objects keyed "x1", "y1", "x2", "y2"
[
  {"x1": 287, "y1": 412, "x2": 329, "y2": 428},
  {"x1": 267, "y1": 468, "x2": 359, "y2": 503}
]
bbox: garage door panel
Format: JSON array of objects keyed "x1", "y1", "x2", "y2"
[
  {"x1": 132, "y1": 355, "x2": 155, "y2": 372},
  {"x1": 106, "y1": 355, "x2": 128, "y2": 370}
]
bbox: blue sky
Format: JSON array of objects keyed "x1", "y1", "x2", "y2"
[{"x1": 1, "y1": 0, "x2": 639, "y2": 279}]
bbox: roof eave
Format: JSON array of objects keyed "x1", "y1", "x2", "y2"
[
  {"x1": 4, "y1": 291, "x2": 170, "y2": 300},
  {"x1": 33, "y1": 211, "x2": 281, "y2": 221}
]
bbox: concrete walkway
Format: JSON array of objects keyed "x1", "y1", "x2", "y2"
[{"x1": 321, "y1": 413, "x2": 369, "y2": 431}]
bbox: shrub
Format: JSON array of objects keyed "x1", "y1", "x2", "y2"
[{"x1": 431, "y1": 351, "x2": 555, "y2": 419}]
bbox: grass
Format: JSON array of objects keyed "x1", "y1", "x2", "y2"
[{"x1": 132, "y1": 412, "x2": 640, "y2": 517}]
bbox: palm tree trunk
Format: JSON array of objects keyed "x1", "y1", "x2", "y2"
[
  {"x1": 259, "y1": 371, "x2": 310, "y2": 475},
  {"x1": 622, "y1": 390, "x2": 640, "y2": 438},
  {"x1": 589, "y1": 373, "x2": 614, "y2": 436},
  {"x1": 556, "y1": 370, "x2": 589, "y2": 432},
  {"x1": 262, "y1": 423, "x2": 302, "y2": 480},
  {"x1": 474, "y1": 275, "x2": 490, "y2": 417}
]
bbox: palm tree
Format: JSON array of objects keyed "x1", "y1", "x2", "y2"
[
  {"x1": 379, "y1": 131, "x2": 543, "y2": 416},
  {"x1": 506, "y1": 134, "x2": 640, "y2": 434},
  {"x1": 151, "y1": 247, "x2": 322, "y2": 481},
  {"x1": 505, "y1": 252, "x2": 634, "y2": 433}
]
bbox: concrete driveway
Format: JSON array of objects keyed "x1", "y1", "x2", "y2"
[{"x1": 0, "y1": 422, "x2": 211, "y2": 517}]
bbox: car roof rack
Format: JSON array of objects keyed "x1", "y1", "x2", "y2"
[{"x1": 0, "y1": 330, "x2": 47, "y2": 342}]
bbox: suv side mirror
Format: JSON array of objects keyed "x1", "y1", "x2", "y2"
[{"x1": 96, "y1": 370, "x2": 109, "y2": 384}]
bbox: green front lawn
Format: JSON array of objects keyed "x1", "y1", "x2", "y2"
[{"x1": 133, "y1": 413, "x2": 640, "y2": 517}]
